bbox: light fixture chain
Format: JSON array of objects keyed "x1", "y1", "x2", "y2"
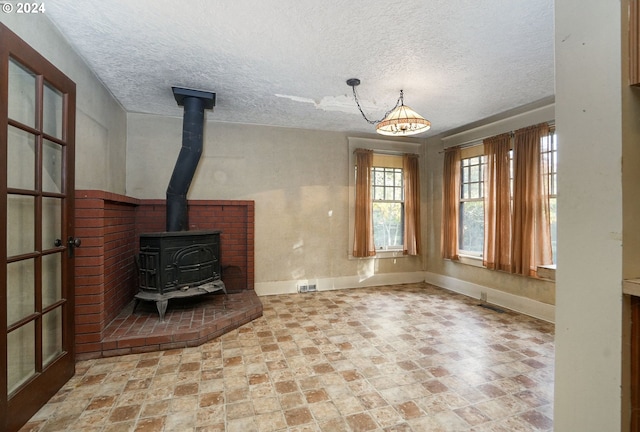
[{"x1": 351, "y1": 85, "x2": 401, "y2": 125}]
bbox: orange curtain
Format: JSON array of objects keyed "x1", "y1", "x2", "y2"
[
  {"x1": 441, "y1": 147, "x2": 461, "y2": 260},
  {"x1": 353, "y1": 148, "x2": 376, "y2": 257},
  {"x1": 403, "y1": 153, "x2": 421, "y2": 256},
  {"x1": 511, "y1": 123, "x2": 553, "y2": 275},
  {"x1": 483, "y1": 133, "x2": 512, "y2": 271}
]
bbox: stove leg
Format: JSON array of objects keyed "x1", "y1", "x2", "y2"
[{"x1": 156, "y1": 300, "x2": 168, "y2": 321}]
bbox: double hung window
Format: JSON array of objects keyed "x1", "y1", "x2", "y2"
[
  {"x1": 541, "y1": 132, "x2": 557, "y2": 263},
  {"x1": 352, "y1": 147, "x2": 420, "y2": 258},
  {"x1": 443, "y1": 123, "x2": 556, "y2": 273},
  {"x1": 372, "y1": 165, "x2": 404, "y2": 251},
  {"x1": 459, "y1": 155, "x2": 485, "y2": 255}
]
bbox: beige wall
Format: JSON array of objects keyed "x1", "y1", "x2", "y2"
[
  {"x1": 622, "y1": 11, "x2": 640, "y2": 282},
  {"x1": 622, "y1": 2, "x2": 640, "y2": 428},
  {"x1": 127, "y1": 107, "x2": 561, "y2": 310},
  {"x1": 126, "y1": 114, "x2": 424, "y2": 292},
  {"x1": 554, "y1": 1, "x2": 624, "y2": 431},
  {"x1": 1, "y1": 14, "x2": 128, "y2": 193}
]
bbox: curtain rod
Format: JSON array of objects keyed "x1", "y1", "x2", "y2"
[
  {"x1": 353, "y1": 149, "x2": 419, "y2": 156},
  {"x1": 438, "y1": 121, "x2": 555, "y2": 153}
]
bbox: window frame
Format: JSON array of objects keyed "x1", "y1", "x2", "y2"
[
  {"x1": 458, "y1": 153, "x2": 486, "y2": 257},
  {"x1": 453, "y1": 129, "x2": 557, "y2": 266},
  {"x1": 457, "y1": 144, "x2": 487, "y2": 258},
  {"x1": 541, "y1": 131, "x2": 557, "y2": 264},
  {"x1": 347, "y1": 137, "x2": 421, "y2": 260},
  {"x1": 371, "y1": 164, "x2": 405, "y2": 252}
]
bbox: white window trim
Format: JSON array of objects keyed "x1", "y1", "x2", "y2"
[
  {"x1": 454, "y1": 255, "x2": 557, "y2": 280},
  {"x1": 347, "y1": 137, "x2": 422, "y2": 260},
  {"x1": 458, "y1": 152, "x2": 486, "y2": 255},
  {"x1": 457, "y1": 253, "x2": 485, "y2": 268}
]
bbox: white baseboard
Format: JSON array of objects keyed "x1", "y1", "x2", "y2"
[
  {"x1": 424, "y1": 271, "x2": 555, "y2": 323},
  {"x1": 255, "y1": 271, "x2": 555, "y2": 323},
  {"x1": 255, "y1": 271, "x2": 427, "y2": 297}
]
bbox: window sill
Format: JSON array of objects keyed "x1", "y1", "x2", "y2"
[
  {"x1": 376, "y1": 250, "x2": 405, "y2": 259},
  {"x1": 449, "y1": 256, "x2": 557, "y2": 281},
  {"x1": 349, "y1": 250, "x2": 407, "y2": 260},
  {"x1": 457, "y1": 254, "x2": 484, "y2": 268},
  {"x1": 624, "y1": 279, "x2": 640, "y2": 297},
  {"x1": 537, "y1": 264, "x2": 556, "y2": 281}
]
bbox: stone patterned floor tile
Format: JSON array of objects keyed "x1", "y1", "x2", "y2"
[{"x1": 20, "y1": 283, "x2": 554, "y2": 431}]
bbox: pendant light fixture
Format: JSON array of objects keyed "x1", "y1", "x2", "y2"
[{"x1": 347, "y1": 78, "x2": 431, "y2": 137}]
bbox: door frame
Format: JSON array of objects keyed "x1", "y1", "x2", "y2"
[{"x1": 0, "y1": 23, "x2": 76, "y2": 432}]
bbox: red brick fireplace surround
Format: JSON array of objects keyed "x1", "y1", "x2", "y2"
[{"x1": 74, "y1": 190, "x2": 260, "y2": 359}]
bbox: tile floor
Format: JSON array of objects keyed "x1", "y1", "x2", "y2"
[{"x1": 20, "y1": 283, "x2": 554, "y2": 432}]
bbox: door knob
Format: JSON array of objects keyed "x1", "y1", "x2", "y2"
[{"x1": 67, "y1": 236, "x2": 81, "y2": 257}]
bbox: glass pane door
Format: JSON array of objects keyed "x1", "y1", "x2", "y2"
[{"x1": 1, "y1": 23, "x2": 76, "y2": 431}]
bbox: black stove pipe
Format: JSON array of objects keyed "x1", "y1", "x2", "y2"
[{"x1": 166, "y1": 87, "x2": 215, "y2": 232}]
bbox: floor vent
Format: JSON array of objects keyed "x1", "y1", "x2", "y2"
[
  {"x1": 477, "y1": 303, "x2": 505, "y2": 313},
  {"x1": 298, "y1": 284, "x2": 317, "y2": 293}
]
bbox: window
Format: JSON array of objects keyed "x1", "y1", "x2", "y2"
[
  {"x1": 446, "y1": 126, "x2": 557, "y2": 269},
  {"x1": 459, "y1": 155, "x2": 485, "y2": 255},
  {"x1": 372, "y1": 165, "x2": 404, "y2": 250},
  {"x1": 541, "y1": 132, "x2": 557, "y2": 263},
  {"x1": 350, "y1": 138, "x2": 421, "y2": 258}
]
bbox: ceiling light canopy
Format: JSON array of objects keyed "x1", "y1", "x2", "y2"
[{"x1": 347, "y1": 78, "x2": 431, "y2": 137}]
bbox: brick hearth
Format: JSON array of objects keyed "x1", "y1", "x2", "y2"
[
  {"x1": 97, "y1": 291, "x2": 262, "y2": 358},
  {"x1": 73, "y1": 190, "x2": 259, "y2": 359}
]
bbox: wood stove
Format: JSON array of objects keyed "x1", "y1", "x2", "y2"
[
  {"x1": 135, "y1": 230, "x2": 226, "y2": 320},
  {"x1": 135, "y1": 86, "x2": 226, "y2": 320}
]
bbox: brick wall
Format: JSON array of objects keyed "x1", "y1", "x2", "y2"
[
  {"x1": 104, "y1": 201, "x2": 139, "y2": 320},
  {"x1": 74, "y1": 190, "x2": 254, "y2": 356},
  {"x1": 135, "y1": 200, "x2": 254, "y2": 291},
  {"x1": 75, "y1": 191, "x2": 139, "y2": 355}
]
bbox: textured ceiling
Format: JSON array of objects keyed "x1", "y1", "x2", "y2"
[{"x1": 44, "y1": 0, "x2": 554, "y2": 136}]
